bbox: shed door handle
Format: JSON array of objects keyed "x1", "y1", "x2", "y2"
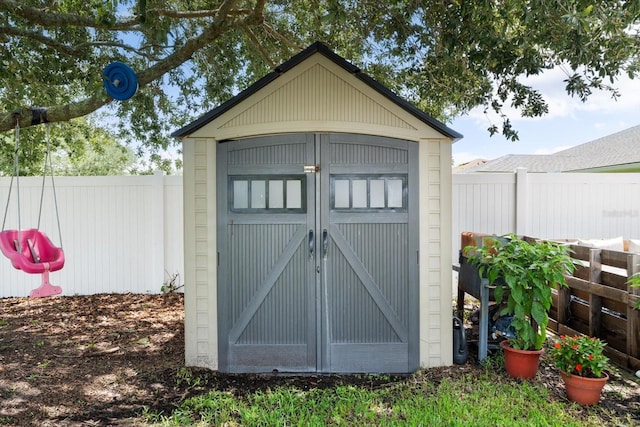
[
  {"x1": 322, "y1": 229, "x2": 329, "y2": 258},
  {"x1": 308, "y1": 230, "x2": 315, "y2": 259}
]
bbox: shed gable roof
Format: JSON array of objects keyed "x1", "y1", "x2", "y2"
[{"x1": 172, "y1": 42, "x2": 462, "y2": 141}]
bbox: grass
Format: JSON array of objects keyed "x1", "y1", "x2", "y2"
[{"x1": 142, "y1": 366, "x2": 627, "y2": 427}]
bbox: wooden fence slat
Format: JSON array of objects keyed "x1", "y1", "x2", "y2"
[
  {"x1": 588, "y1": 249, "x2": 602, "y2": 337},
  {"x1": 627, "y1": 254, "x2": 640, "y2": 359},
  {"x1": 557, "y1": 287, "x2": 570, "y2": 324},
  {"x1": 566, "y1": 276, "x2": 631, "y2": 303}
]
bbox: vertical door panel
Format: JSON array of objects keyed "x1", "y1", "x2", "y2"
[
  {"x1": 218, "y1": 134, "x2": 316, "y2": 373},
  {"x1": 320, "y1": 134, "x2": 418, "y2": 373}
]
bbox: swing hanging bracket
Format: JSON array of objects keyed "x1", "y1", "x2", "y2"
[{"x1": 30, "y1": 107, "x2": 48, "y2": 125}]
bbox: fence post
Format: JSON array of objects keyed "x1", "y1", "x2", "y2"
[
  {"x1": 515, "y1": 168, "x2": 528, "y2": 236},
  {"x1": 627, "y1": 253, "x2": 640, "y2": 360},
  {"x1": 589, "y1": 248, "x2": 603, "y2": 338},
  {"x1": 151, "y1": 170, "x2": 166, "y2": 293},
  {"x1": 557, "y1": 285, "x2": 570, "y2": 326}
]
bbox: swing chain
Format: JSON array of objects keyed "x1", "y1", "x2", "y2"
[
  {"x1": 2, "y1": 112, "x2": 21, "y2": 238},
  {"x1": 2, "y1": 110, "x2": 63, "y2": 250},
  {"x1": 38, "y1": 122, "x2": 64, "y2": 249}
]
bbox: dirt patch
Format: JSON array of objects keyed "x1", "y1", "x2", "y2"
[{"x1": 0, "y1": 294, "x2": 638, "y2": 426}]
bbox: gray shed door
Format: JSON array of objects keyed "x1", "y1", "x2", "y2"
[{"x1": 217, "y1": 133, "x2": 418, "y2": 373}]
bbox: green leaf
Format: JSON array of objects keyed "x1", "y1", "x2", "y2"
[
  {"x1": 531, "y1": 301, "x2": 548, "y2": 327},
  {"x1": 510, "y1": 285, "x2": 523, "y2": 305}
]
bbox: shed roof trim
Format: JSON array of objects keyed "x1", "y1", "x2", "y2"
[{"x1": 172, "y1": 41, "x2": 462, "y2": 140}]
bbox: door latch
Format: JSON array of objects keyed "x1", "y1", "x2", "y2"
[{"x1": 303, "y1": 165, "x2": 320, "y2": 173}]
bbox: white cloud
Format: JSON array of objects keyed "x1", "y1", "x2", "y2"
[{"x1": 464, "y1": 66, "x2": 640, "y2": 125}]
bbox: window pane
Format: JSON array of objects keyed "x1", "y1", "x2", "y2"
[
  {"x1": 286, "y1": 180, "x2": 302, "y2": 209},
  {"x1": 334, "y1": 179, "x2": 350, "y2": 208},
  {"x1": 388, "y1": 179, "x2": 403, "y2": 208},
  {"x1": 352, "y1": 180, "x2": 367, "y2": 208},
  {"x1": 269, "y1": 180, "x2": 284, "y2": 209},
  {"x1": 370, "y1": 179, "x2": 385, "y2": 207},
  {"x1": 233, "y1": 180, "x2": 249, "y2": 209},
  {"x1": 251, "y1": 180, "x2": 266, "y2": 208}
]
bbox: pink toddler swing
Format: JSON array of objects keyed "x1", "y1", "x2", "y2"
[{"x1": 0, "y1": 111, "x2": 65, "y2": 298}]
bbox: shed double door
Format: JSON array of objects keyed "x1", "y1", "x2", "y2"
[{"x1": 217, "y1": 133, "x2": 418, "y2": 373}]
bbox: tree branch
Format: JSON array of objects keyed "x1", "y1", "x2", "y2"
[
  {"x1": 0, "y1": 0, "x2": 268, "y2": 132},
  {"x1": 243, "y1": 25, "x2": 276, "y2": 68},
  {"x1": 261, "y1": 22, "x2": 303, "y2": 50},
  {"x1": 0, "y1": 26, "x2": 80, "y2": 57},
  {"x1": 0, "y1": 0, "x2": 138, "y2": 30},
  {"x1": 0, "y1": 26, "x2": 159, "y2": 60},
  {"x1": 149, "y1": 7, "x2": 254, "y2": 19},
  {"x1": 0, "y1": 93, "x2": 112, "y2": 131},
  {"x1": 0, "y1": 0, "x2": 253, "y2": 30}
]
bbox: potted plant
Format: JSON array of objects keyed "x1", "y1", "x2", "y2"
[
  {"x1": 551, "y1": 335, "x2": 609, "y2": 405},
  {"x1": 465, "y1": 234, "x2": 575, "y2": 378}
]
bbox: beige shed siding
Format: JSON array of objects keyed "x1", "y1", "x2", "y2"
[
  {"x1": 419, "y1": 139, "x2": 453, "y2": 367},
  {"x1": 190, "y1": 54, "x2": 445, "y2": 142},
  {"x1": 221, "y1": 61, "x2": 414, "y2": 130},
  {"x1": 181, "y1": 49, "x2": 457, "y2": 371},
  {"x1": 184, "y1": 138, "x2": 218, "y2": 370}
]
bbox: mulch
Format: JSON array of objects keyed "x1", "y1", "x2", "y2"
[{"x1": 0, "y1": 293, "x2": 638, "y2": 426}]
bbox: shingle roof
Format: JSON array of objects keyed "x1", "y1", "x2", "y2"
[{"x1": 460, "y1": 124, "x2": 640, "y2": 173}]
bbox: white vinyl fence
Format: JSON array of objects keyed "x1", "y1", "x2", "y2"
[
  {"x1": 0, "y1": 172, "x2": 183, "y2": 298},
  {"x1": 452, "y1": 168, "x2": 640, "y2": 261},
  {"x1": 3, "y1": 168, "x2": 639, "y2": 298}
]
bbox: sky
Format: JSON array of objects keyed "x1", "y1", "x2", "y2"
[{"x1": 449, "y1": 67, "x2": 640, "y2": 166}]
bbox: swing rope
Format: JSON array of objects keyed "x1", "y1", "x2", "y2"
[
  {"x1": 1, "y1": 111, "x2": 63, "y2": 250},
  {"x1": 38, "y1": 123, "x2": 63, "y2": 249},
  {"x1": 2, "y1": 114, "x2": 22, "y2": 247}
]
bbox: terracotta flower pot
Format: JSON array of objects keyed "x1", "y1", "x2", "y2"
[
  {"x1": 561, "y1": 371, "x2": 608, "y2": 405},
  {"x1": 500, "y1": 340, "x2": 544, "y2": 379}
]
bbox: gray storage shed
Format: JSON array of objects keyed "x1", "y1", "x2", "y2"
[{"x1": 173, "y1": 42, "x2": 462, "y2": 373}]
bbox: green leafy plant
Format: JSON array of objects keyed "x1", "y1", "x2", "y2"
[
  {"x1": 551, "y1": 335, "x2": 609, "y2": 378},
  {"x1": 161, "y1": 271, "x2": 184, "y2": 294},
  {"x1": 465, "y1": 234, "x2": 575, "y2": 350}
]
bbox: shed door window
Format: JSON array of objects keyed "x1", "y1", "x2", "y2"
[
  {"x1": 331, "y1": 175, "x2": 407, "y2": 211},
  {"x1": 230, "y1": 176, "x2": 306, "y2": 213}
]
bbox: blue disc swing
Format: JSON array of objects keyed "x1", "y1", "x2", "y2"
[{"x1": 0, "y1": 110, "x2": 65, "y2": 298}]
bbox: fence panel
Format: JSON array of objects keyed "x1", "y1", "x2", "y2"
[
  {"x1": 0, "y1": 173, "x2": 183, "y2": 298},
  {"x1": 4, "y1": 169, "x2": 640, "y2": 299},
  {"x1": 452, "y1": 171, "x2": 640, "y2": 260},
  {"x1": 452, "y1": 173, "x2": 516, "y2": 261},
  {"x1": 549, "y1": 245, "x2": 640, "y2": 371}
]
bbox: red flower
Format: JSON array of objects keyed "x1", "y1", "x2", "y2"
[
  {"x1": 572, "y1": 344, "x2": 579, "y2": 350},
  {"x1": 575, "y1": 364, "x2": 583, "y2": 372},
  {"x1": 554, "y1": 343, "x2": 561, "y2": 349},
  {"x1": 588, "y1": 355, "x2": 594, "y2": 360}
]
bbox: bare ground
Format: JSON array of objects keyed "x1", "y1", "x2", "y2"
[{"x1": 0, "y1": 294, "x2": 638, "y2": 426}]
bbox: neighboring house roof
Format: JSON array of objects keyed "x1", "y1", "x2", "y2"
[
  {"x1": 172, "y1": 41, "x2": 462, "y2": 141},
  {"x1": 459, "y1": 124, "x2": 640, "y2": 173},
  {"x1": 452, "y1": 158, "x2": 487, "y2": 172}
]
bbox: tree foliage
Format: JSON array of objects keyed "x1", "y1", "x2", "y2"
[
  {"x1": 51, "y1": 119, "x2": 139, "y2": 176},
  {"x1": 0, "y1": 116, "x2": 137, "y2": 176},
  {"x1": 1, "y1": 0, "x2": 638, "y2": 162}
]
